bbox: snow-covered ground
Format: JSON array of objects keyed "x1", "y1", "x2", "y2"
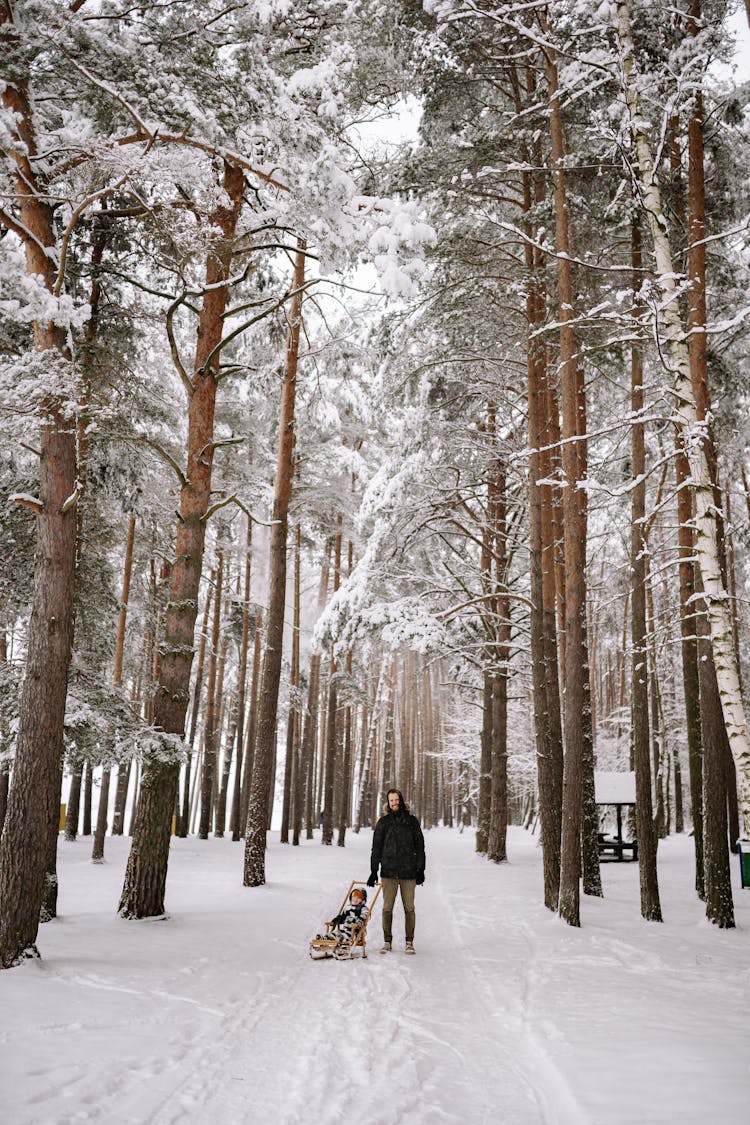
[{"x1": 2, "y1": 826, "x2": 748, "y2": 1125}]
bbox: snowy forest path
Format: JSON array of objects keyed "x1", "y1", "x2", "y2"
[
  {"x1": 140, "y1": 830, "x2": 587, "y2": 1125},
  {"x1": 3, "y1": 828, "x2": 749, "y2": 1125},
  {"x1": 429, "y1": 836, "x2": 590, "y2": 1125},
  {"x1": 144, "y1": 832, "x2": 562, "y2": 1125}
]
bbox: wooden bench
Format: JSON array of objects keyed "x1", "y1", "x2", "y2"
[{"x1": 598, "y1": 833, "x2": 638, "y2": 862}]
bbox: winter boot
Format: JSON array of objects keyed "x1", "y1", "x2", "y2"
[
  {"x1": 380, "y1": 941, "x2": 392, "y2": 954},
  {"x1": 405, "y1": 941, "x2": 415, "y2": 955}
]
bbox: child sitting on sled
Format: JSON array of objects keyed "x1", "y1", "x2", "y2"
[{"x1": 328, "y1": 886, "x2": 369, "y2": 949}]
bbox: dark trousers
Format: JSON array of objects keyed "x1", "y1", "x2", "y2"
[{"x1": 381, "y1": 877, "x2": 416, "y2": 942}]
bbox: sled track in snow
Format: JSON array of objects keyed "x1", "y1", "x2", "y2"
[{"x1": 433, "y1": 858, "x2": 590, "y2": 1125}]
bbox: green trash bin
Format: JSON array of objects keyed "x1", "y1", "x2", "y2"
[{"x1": 738, "y1": 840, "x2": 750, "y2": 889}]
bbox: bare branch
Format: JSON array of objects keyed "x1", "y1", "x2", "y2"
[
  {"x1": 165, "y1": 297, "x2": 195, "y2": 400},
  {"x1": 54, "y1": 174, "x2": 130, "y2": 296},
  {"x1": 140, "y1": 437, "x2": 188, "y2": 488}
]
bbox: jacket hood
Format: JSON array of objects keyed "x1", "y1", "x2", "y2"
[{"x1": 384, "y1": 788, "x2": 409, "y2": 816}]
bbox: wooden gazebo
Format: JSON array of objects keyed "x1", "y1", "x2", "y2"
[{"x1": 594, "y1": 771, "x2": 638, "y2": 861}]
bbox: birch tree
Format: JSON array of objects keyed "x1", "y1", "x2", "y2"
[{"x1": 614, "y1": 0, "x2": 750, "y2": 837}]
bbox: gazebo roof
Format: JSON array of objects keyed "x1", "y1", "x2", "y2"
[{"x1": 594, "y1": 770, "x2": 636, "y2": 805}]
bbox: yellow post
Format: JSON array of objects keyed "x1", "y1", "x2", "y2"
[{"x1": 59, "y1": 803, "x2": 67, "y2": 831}]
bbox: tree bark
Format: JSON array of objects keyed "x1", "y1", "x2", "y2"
[
  {"x1": 354, "y1": 655, "x2": 389, "y2": 832},
  {"x1": 516, "y1": 77, "x2": 564, "y2": 905},
  {"x1": 476, "y1": 457, "x2": 495, "y2": 855},
  {"x1": 178, "y1": 569, "x2": 214, "y2": 837},
  {"x1": 0, "y1": 631, "x2": 8, "y2": 834},
  {"x1": 118, "y1": 161, "x2": 244, "y2": 918},
  {"x1": 243, "y1": 244, "x2": 305, "y2": 886},
  {"x1": 280, "y1": 522, "x2": 301, "y2": 844},
  {"x1": 293, "y1": 550, "x2": 331, "y2": 844},
  {"x1": 487, "y1": 460, "x2": 509, "y2": 864},
  {"x1": 239, "y1": 608, "x2": 263, "y2": 833},
  {"x1": 64, "y1": 764, "x2": 83, "y2": 842},
  {"x1": 230, "y1": 519, "x2": 253, "y2": 841},
  {"x1": 630, "y1": 220, "x2": 662, "y2": 921},
  {"x1": 615, "y1": 0, "x2": 750, "y2": 840},
  {"x1": 93, "y1": 515, "x2": 136, "y2": 862},
  {"x1": 697, "y1": 589, "x2": 735, "y2": 927},
  {"x1": 0, "y1": 22, "x2": 79, "y2": 966},
  {"x1": 199, "y1": 551, "x2": 224, "y2": 839},
  {"x1": 540, "y1": 17, "x2": 598, "y2": 925},
  {"x1": 321, "y1": 527, "x2": 343, "y2": 845}
]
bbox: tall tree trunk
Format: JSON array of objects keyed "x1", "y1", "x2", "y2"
[
  {"x1": 199, "y1": 551, "x2": 224, "y2": 839},
  {"x1": 280, "y1": 522, "x2": 301, "y2": 844},
  {"x1": 231, "y1": 519, "x2": 254, "y2": 841},
  {"x1": 517, "y1": 78, "x2": 565, "y2": 904},
  {"x1": 697, "y1": 590, "x2": 735, "y2": 928},
  {"x1": 337, "y1": 582, "x2": 355, "y2": 851},
  {"x1": 93, "y1": 515, "x2": 136, "y2": 862},
  {"x1": 64, "y1": 764, "x2": 83, "y2": 842},
  {"x1": 321, "y1": 526, "x2": 343, "y2": 845},
  {"x1": 292, "y1": 550, "x2": 330, "y2": 845},
  {"x1": 540, "y1": 18, "x2": 597, "y2": 925},
  {"x1": 676, "y1": 444, "x2": 704, "y2": 893},
  {"x1": 645, "y1": 563, "x2": 667, "y2": 839},
  {"x1": 354, "y1": 656, "x2": 389, "y2": 832},
  {"x1": 476, "y1": 455, "x2": 495, "y2": 855},
  {"x1": 178, "y1": 569, "x2": 215, "y2": 837},
  {"x1": 81, "y1": 759, "x2": 93, "y2": 836},
  {"x1": 488, "y1": 459, "x2": 510, "y2": 864},
  {"x1": 630, "y1": 220, "x2": 662, "y2": 921},
  {"x1": 243, "y1": 244, "x2": 305, "y2": 886},
  {"x1": 215, "y1": 707, "x2": 236, "y2": 839},
  {"x1": 240, "y1": 609, "x2": 263, "y2": 834},
  {"x1": 118, "y1": 161, "x2": 244, "y2": 918},
  {"x1": 0, "y1": 630, "x2": 8, "y2": 835},
  {"x1": 477, "y1": 671, "x2": 493, "y2": 854},
  {"x1": 0, "y1": 29, "x2": 79, "y2": 966},
  {"x1": 615, "y1": 0, "x2": 750, "y2": 840}
]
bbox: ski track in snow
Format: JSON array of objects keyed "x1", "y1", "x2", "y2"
[{"x1": 434, "y1": 860, "x2": 588, "y2": 1125}]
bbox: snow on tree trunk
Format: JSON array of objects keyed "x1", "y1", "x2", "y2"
[
  {"x1": 0, "y1": 37, "x2": 79, "y2": 968},
  {"x1": 118, "y1": 162, "x2": 244, "y2": 918},
  {"x1": 243, "y1": 245, "x2": 305, "y2": 887},
  {"x1": 615, "y1": 0, "x2": 750, "y2": 839},
  {"x1": 518, "y1": 95, "x2": 564, "y2": 907},
  {"x1": 354, "y1": 655, "x2": 390, "y2": 833},
  {"x1": 630, "y1": 220, "x2": 662, "y2": 922},
  {"x1": 539, "y1": 20, "x2": 599, "y2": 926}
]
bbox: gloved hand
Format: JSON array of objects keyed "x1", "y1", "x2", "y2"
[
  {"x1": 366, "y1": 872, "x2": 377, "y2": 887},
  {"x1": 416, "y1": 871, "x2": 425, "y2": 886}
]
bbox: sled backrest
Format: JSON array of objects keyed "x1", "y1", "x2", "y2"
[{"x1": 335, "y1": 879, "x2": 382, "y2": 931}]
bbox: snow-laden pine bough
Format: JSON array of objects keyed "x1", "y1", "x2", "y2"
[{"x1": 309, "y1": 881, "x2": 382, "y2": 961}]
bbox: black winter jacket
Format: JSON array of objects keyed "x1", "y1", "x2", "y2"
[{"x1": 370, "y1": 808, "x2": 425, "y2": 881}]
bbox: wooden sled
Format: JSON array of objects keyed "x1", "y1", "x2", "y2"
[{"x1": 309, "y1": 879, "x2": 382, "y2": 961}]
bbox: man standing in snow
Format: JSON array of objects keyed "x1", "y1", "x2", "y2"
[{"x1": 367, "y1": 788, "x2": 425, "y2": 955}]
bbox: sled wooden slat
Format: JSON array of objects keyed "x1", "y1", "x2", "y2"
[{"x1": 309, "y1": 879, "x2": 382, "y2": 961}]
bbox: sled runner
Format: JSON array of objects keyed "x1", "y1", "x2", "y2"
[{"x1": 309, "y1": 879, "x2": 382, "y2": 961}]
